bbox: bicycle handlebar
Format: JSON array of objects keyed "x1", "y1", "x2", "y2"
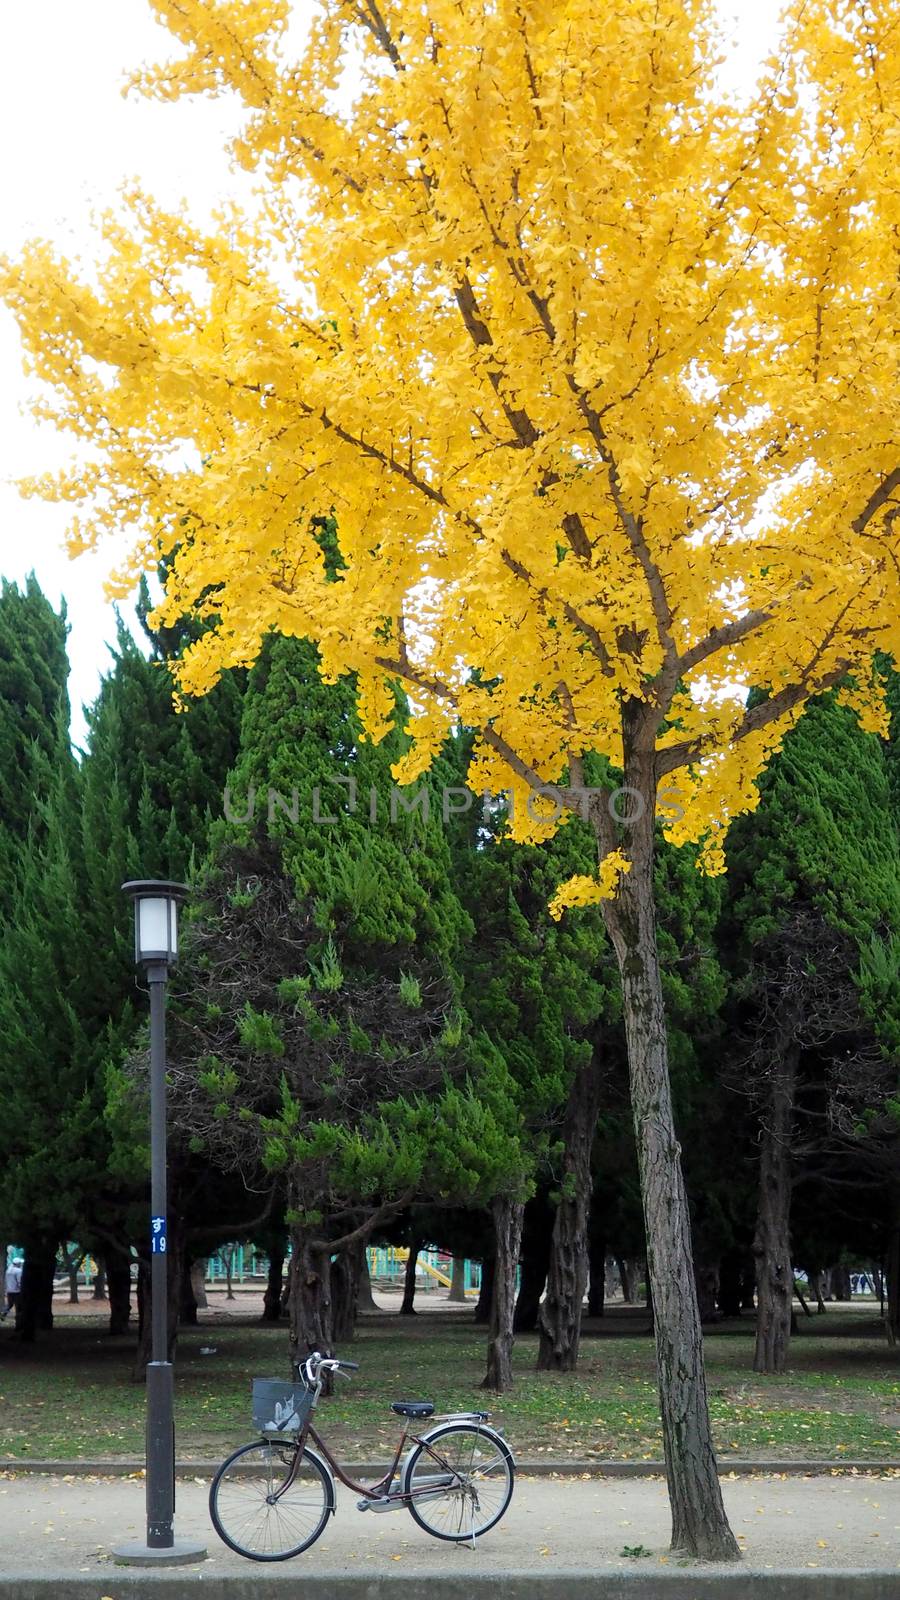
[{"x1": 299, "y1": 1351, "x2": 359, "y2": 1383}]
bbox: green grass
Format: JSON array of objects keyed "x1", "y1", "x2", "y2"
[{"x1": 0, "y1": 1304, "x2": 898, "y2": 1463}]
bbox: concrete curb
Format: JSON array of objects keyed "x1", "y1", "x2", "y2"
[
  {"x1": 1, "y1": 1457, "x2": 899, "y2": 1479},
  {"x1": 0, "y1": 1571, "x2": 895, "y2": 1598}
]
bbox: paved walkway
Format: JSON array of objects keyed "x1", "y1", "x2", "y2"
[{"x1": 0, "y1": 1468, "x2": 897, "y2": 1580}]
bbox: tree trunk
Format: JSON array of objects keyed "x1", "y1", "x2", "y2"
[
  {"x1": 537, "y1": 1054, "x2": 603, "y2": 1370},
  {"x1": 811, "y1": 1270, "x2": 827, "y2": 1314},
  {"x1": 223, "y1": 1246, "x2": 236, "y2": 1301},
  {"x1": 473, "y1": 1254, "x2": 494, "y2": 1325},
  {"x1": 105, "y1": 1253, "x2": 131, "y2": 1335},
  {"x1": 795, "y1": 1278, "x2": 812, "y2": 1318},
  {"x1": 357, "y1": 1243, "x2": 379, "y2": 1312},
  {"x1": 513, "y1": 1194, "x2": 552, "y2": 1332},
  {"x1": 332, "y1": 1247, "x2": 359, "y2": 1343},
  {"x1": 191, "y1": 1259, "x2": 208, "y2": 1310},
  {"x1": 447, "y1": 1256, "x2": 467, "y2": 1304},
  {"x1": 615, "y1": 1255, "x2": 635, "y2": 1303},
  {"x1": 886, "y1": 1206, "x2": 900, "y2": 1348},
  {"x1": 400, "y1": 1238, "x2": 420, "y2": 1315},
  {"x1": 831, "y1": 1265, "x2": 852, "y2": 1301},
  {"x1": 717, "y1": 1251, "x2": 743, "y2": 1319},
  {"x1": 262, "y1": 1245, "x2": 285, "y2": 1322},
  {"x1": 693, "y1": 1261, "x2": 719, "y2": 1324},
  {"x1": 288, "y1": 1227, "x2": 334, "y2": 1366},
  {"x1": 752, "y1": 1044, "x2": 797, "y2": 1376},
  {"x1": 17, "y1": 1241, "x2": 56, "y2": 1341},
  {"x1": 92, "y1": 1264, "x2": 107, "y2": 1301},
  {"x1": 740, "y1": 1260, "x2": 756, "y2": 1311},
  {"x1": 480, "y1": 1194, "x2": 524, "y2": 1392},
  {"x1": 587, "y1": 1229, "x2": 606, "y2": 1318},
  {"x1": 179, "y1": 1254, "x2": 198, "y2": 1326},
  {"x1": 63, "y1": 1247, "x2": 83, "y2": 1304},
  {"x1": 598, "y1": 739, "x2": 739, "y2": 1562}
]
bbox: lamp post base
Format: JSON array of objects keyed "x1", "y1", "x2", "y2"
[{"x1": 111, "y1": 1538, "x2": 208, "y2": 1566}]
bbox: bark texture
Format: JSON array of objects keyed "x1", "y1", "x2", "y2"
[
  {"x1": 514, "y1": 1194, "x2": 552, "y2": 1331},
  {"x1": 473, "y1": 1254, "x2": 494, "y2": 1324},
  {"x1": 288, "y1": 1227, "x2": 334, "y2": 1364},
  {"x1": 480, "y1": 1194, "x2": 524, "y2": 1392},
  {"x1": 886, "y1": 1203, "x2": 900, "y2": 1347},
  {"x1": 537, "y1": 1055, "x2": 602, "y2": 1370},
  {"x1": 331, "y1": 1246, "x2": 359, "y2": 1342},
  {"x1": 105, "y1": 1252, "x2": 132, "y2": 1335},
  {"x1": 587, "y1": 1228, "x2": 606, "y2": 1317},
  {"x1": 17, "y1": 1241, "x2": 56, "y2": 1341},
  {"x1": 357, "y1": 1243, "x2": 379, "y2": 1312},
  {"x1": 598, "y1": 733, "x2": 739, "y2": 1562},
  {"x1": 262, "y1": 1245, "x2": 286, "y2": 1322},
  {"x1": 447, "y1": 1256, "x2": 468, "y2": 1303},
  {"x1": 400, "y1": 1237, "x2": 420, "y2": 1315},
  {"x1": 752, "y1": 1045, "x2": 797, "y2": 1375}
]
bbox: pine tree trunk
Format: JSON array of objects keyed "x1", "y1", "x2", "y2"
[
  {"x1": 885, "y1": 1204, "x2": 900, "y2": 1348},
  {"x1": 288, "y1": 1227, "x2": 334, "y2": 1365},
  {"x1": 331, "y1": 1247, "x2": 358, "y2": 1343},
  {"x1": 223, "y1": 1246, "x2": 236, "y2": 1301},
  {"x1": 473, "y1": 1254, "x2": 495, "y2": 1324},
  {"x1": 357, "y1": 1243, "x2": 379, "y2": 1312},
  {"x1": 717, "y1": 1251, "x2": 743, "y2": 1319},
  {"x1": 64, "y1": 1248, "x2": 81, "y2": 1304},
  {"x1": 480, "y1": 1195, "x2": 524, "y2": 1393},
  {"x1": 537, "y1": 1055, "x2": 602, "y2": 1370},
  {"x1": 18, "y1": 1241, "x2": 56, "y2": 1341},
  {"x1": 752, "y1": 1045, "x2": 797, "y2": 1375},
  {"x1": 262, "y1": 1245, "x2": 285, "y2": 1322},
  {"x1": 92, "y1": 1264, "x2": 107, "y2": 1301},
  {"x1": 447, "y1": 1256, "x2": 467, "y2": 1304},
  {"x1": 513, "y1": 1195, "x2": 552, "y2": 1331},
  {"x1": 811, "y1": 1270, "x2": 827, "y2": 1314},
  {"x1": 831, "y1": 1265, "x2": 852, "y2": 1301},
  {"x1": 693, "y1": 1262, "x2": 719, "y2": 1324},
  {"x1": 599, "y1": 738, "x2": 739, "y2": 1562},
  {"x1": 191, "y1": 1259, "x2": 208, "y2": 1310},
  {"x1": 587, "y1": 1227, "x2": 606, "y2": 1317},
  {"x1": 615, "y1": 1255, "x2": 634, "y2": 1303},
  {"x1": 179, "y1": 1254, "x2": 198, "y2": 1326},
  {"x1": 105, "y1": 1253, "x2": 131, "y2": 1335},
  {"x1": 400, "y1": 1238, "x2": 420, "y2": 1315}
]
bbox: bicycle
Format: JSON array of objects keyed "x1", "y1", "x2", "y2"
[{"x1": 209, "y1": 1349, "x2": 515, "y2": 1560}]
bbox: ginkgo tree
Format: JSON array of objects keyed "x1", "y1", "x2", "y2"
[{"x1": 5, "y1": 0, "x2": 900, "y2": 1562}]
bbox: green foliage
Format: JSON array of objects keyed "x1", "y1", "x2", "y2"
[
  {"x1": 237, "y1": 1004, "x2": 285, "y2": 1056},
  {"x1": 398, "y1": 971, "x2": 422, "y2": 1009}
]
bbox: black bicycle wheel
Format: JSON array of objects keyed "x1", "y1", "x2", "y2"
[
  {"x1": 209, "y1": 1439, "x2": 333, "y2": 1560},
  {"x1": 402, "y1": 1421, "x2": 514, "y2": 1542}
]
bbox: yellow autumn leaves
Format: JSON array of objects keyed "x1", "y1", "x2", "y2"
[{"x1": 1, "y1": 0, "x2": 899, "y2": 912}]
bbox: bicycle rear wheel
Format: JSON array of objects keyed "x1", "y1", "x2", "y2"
[
  {"x1": 209, "y1": 1439, "x2": 332, "y2": 1560},
  {"x1": 402, "y1": 1421, "x2": 514, "y2": 1542}
]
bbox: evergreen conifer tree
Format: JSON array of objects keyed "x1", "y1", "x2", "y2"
[{"x1": 724, "y1": 692, "x2": 900, "y2": 1371}]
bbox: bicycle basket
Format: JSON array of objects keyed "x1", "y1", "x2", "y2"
[{"x1": 252, "y1": 1378, "x2": 314, "y2": 1436}]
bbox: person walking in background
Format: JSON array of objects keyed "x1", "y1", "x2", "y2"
[{"x1": 1, "y1": 1257, "x2": 23, "y2": 1321}]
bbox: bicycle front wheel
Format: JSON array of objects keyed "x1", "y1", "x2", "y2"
[
  {"x1": 402, "y1": 1421, "x2": 514, "y2": 1542},
  {"x1": 209, "y1": 1439, "x2": 333, "y2": 1560}
]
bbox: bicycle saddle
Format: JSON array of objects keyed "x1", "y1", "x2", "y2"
[{"x1": 391, "y1": 1400, "x2": 435, "y2": 1418}]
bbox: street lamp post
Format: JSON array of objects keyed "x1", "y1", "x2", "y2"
[{"x1": 112, "y1": 881, "x2": 206, "y2": 1568}]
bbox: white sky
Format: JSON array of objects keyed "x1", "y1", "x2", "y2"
[{"x1": 0, "y1": 0, "x2": 785, "y2": 747}]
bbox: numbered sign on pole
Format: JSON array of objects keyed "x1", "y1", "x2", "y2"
[{"x1": 151, "y1": 1216, "x2": 168, "y2": 1254}]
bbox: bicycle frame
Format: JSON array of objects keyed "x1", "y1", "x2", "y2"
[{"x1": 270, "y1": 1416, "x2": 484, "y2": 1507}]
